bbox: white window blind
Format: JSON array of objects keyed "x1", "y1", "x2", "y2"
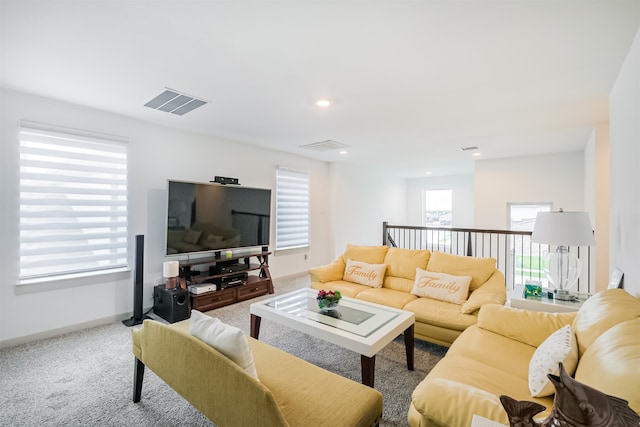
[
  {"x1": 18, "y1": 122, "x2": 129, "y2": 283},
  {"x1": 275, "y1": 167, "x2": 309, "y2": 250}
]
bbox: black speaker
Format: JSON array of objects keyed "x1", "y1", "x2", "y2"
[
  {"x1": 122, "y1": 235, "x2": 150, "y2": 327},
  {"x1": 153, "y1": 286, "x2": 190, "y2": 323},
  {"x1": 211, "y1": 176, "x2": 239, "y2": 185}
]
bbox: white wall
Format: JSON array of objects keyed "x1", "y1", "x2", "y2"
[
  {"x1": 610, "y1": 27, "x2": 640, "y2": 297},
  {"x1": 0, "y1": 89, "x2": 333, "y2": 345},
  {"x1": 406, "y1": 174, "x2": 474, "y2": 227},
  {"x1": 329, "y1": 163, "x2": 406, "y2": 256},
  {"x1": 474, "y1": 152, "x2": 585, "y2": 229},
  {"x1": 584, "y1": 124, "x2": 611, "y2": 292}
]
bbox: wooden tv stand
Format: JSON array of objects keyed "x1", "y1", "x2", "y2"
[{"x1": 179, "y1": 251, "x2": 273, "y2": 312}]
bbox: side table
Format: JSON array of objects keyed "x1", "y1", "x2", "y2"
[{"x1": 508, "y1": 285, "x2": 589, "y2": 313}]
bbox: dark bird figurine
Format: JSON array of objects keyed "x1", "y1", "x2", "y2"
[{"x1": 500, "y1": 363, "x2": 640, "y2": 427}]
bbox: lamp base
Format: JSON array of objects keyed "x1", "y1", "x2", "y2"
[
  {"x1": 165, "y1": 277, "x2": 177, "y2": 289},
  {"x1": 554, "y1": 289, "x2": 578, "y2": 302}
]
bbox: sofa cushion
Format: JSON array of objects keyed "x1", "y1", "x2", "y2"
[
  {"x1": 478, "y1": 304, "x2": 576, "y2": 348},
  {"x1": 383, "y1": 276, "x2": 416, "y2": 293},
  {"x1": 411, "y1": 352, "x2": 554, "y2": 427},
  {"x1": 189, "y1": 310, "x2": 258, "y2": 379},
  {"x1": 342, "y1": 244, "x2": 389, "y2": 264},
  {"x1": 572, "y1": 288, "x2": 640, "y2": 357},
  {"x1": 411, "y1": 268, "x2": 471, "y2": 305},
  {"x1": 574, "y1": 318, "x2": 640, "y2": 413},
  {"x1": 356, "y1": 287, "x2": 418, "y2": 309},
  {"x1": 403, "y1": 297, "x2": 477, "y2": 331},
  {"x1": 309, "y1": 257, "x2": 346, "y2": 283},
  {"x1": 383, "y1": 247, "x2": 431, "y2": 280},
  {"x1": 446, "y1": 325, "x2": 536, "y2": 380},
  {"x1": 343, "y1": 259, "x2": 386, "y2": 287},
  {"x1": 310, "y1": 279, "x2": 370, "y2": 299},
  {"x1": 528, "y1": 324, "x2": 578, "y2": 397},
  {"x1": 426, "y1": 251, "x2": 496, "y2": 291},
  {"x1": 249, "y1": 338, "x2": 383, "y2": 427},
  {"x1": 460, "y1": 271, "x2": 507, "y2": 314}
]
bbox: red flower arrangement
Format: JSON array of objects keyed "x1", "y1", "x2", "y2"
[{"x1": 317, "y1": 289, "x2": 342, "y2": 310}]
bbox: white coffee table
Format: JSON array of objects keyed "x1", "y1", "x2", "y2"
[{"x1": 249, "y1": 288, "x2": 415, "y2": 387}]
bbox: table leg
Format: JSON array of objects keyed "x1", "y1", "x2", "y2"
[
  {"x1": 250, "y1": 314, "x2": 261, "y2": 339},
  {"x1": 361, "y1": 354, "x2": 375, "y2": 387},
  {"x1": 404, "y1": 324, "x2": 414, "y2": 371}
]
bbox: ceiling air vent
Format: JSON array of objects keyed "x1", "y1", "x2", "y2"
[
  {"x1": 299, "y1": 140, "x2": 350, "y2": 152},
  {"x1": 144, "y1": 88, "x2": 209, "y2": 116},
  {"x1": 461, "y1": 146, "x2": 479, "y2": 151}
]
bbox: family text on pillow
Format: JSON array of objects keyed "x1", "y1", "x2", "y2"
[
  {"x1": 343, "y1": 259, "x2": 386, "y2": 287},
  {"x1": 411, "y1": 268, "x2": 471, "y2": 304}
]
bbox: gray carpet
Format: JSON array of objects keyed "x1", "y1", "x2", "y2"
[{"x1": 0, "y1": 275, "x2": 447, "y2": 427}]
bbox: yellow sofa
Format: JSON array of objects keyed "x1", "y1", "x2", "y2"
[
  {"x1": 408, "y1": 288, "x2": 640, "y2": 427},
  {"x1": 309, "y1": 245, "x2": 506, "y2": 347},
  {"x1": 131, "y1": 319, "x2": 383, "y2": 427}
]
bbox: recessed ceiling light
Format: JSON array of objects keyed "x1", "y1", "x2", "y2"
[
  {"x1": 426, "y1": 171, "x2": 432, "y2": 175},
  {"x1": 316, "y1": 99, "x2": 332, "y2": 107},
  {"x1": 339, "y1": 150, "x2": 348, "y2": 155},
  {"x1": 473, "y1": 152, "x2": 482, "y2": 157}
]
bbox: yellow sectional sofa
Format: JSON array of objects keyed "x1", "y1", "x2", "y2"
[
  {"x1": 408, "y1": 288, "x2": 640, "y2": 427},
  {"x1": 131, "y1": 318, "x2": 383, "y2": 427},
  {"x1": 309, "y1": 244, "x2": 506, "y2": 347}
]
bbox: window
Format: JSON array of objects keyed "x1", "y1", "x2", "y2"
[
  {"x1": 275, "y1": 167, "x2": 309, "y2": 250},
  {"x1": 18, "y1": 122, "x2": 128, "y2": 283},
  {"x1": 423, "y1": 189, "x2": 453, "y2": 250},
  {"x1": 423, "y1": 190, "x2": 452, "y2": 227},
  {"x1": 508, "y1": 203, "x2": 552, "y2": 287},
  {"x1": 508, "y1": 203, "x2": 551, "y2": 231}
]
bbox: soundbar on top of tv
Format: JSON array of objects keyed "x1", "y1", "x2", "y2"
[{"x1": 211, "y1": 176, "x2": 239, "y2": 185}]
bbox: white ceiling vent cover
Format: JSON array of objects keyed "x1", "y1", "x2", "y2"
[
  {"x1": 300, "y1": 140, "x2": 350, "y2": 152},
  {"x1": 144, "y1": 89, "x2": 209, "y2": 116}
]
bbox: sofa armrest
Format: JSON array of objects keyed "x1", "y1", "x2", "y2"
[
  {"x1": 308, "y1": 257, "x2": 346, "y2": 283},
  {"x1": 460, "y1": 270, "x2": 507, "y2": 314},
  {"x1": 477, "y1": 304, "x2": 577, "y2": 347}
]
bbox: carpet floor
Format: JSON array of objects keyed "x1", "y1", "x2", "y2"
[{"x1": 0, "y1": 275, "x2": 447, "y2": 427}]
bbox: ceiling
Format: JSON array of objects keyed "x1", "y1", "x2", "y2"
[{"x1": 2, "y1": 1, "x2": 639, "y2": 177}]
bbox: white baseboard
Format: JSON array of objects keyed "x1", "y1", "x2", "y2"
[
  {"x1": 274, "y1": 272, "x2": 310, "y2": 281},
  {"x1": 1, "y1": 273, "x2": 309, "y2": 349},
  {"x1": 0, "y1": 305, "x2": 154, "y2": 349}
]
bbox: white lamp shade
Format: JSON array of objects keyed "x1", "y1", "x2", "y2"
[
  {"x1": 531, "y1": 211, "x2": 595, "y2": 247},
  {"x1": 163, "y1": 260, "x2": 179, "y2": 278}
]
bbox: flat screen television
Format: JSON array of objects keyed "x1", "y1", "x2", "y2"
[{"x1": 165, "y1": 180, "x2": 271, "y2": 256}]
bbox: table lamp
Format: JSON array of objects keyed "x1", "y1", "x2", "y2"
[
  {"x1": 163, "y1": 260, "x2": 179, "y2": 289},
  {"x1": 531, "y1": 209, "x2": 594, "y2": 301}
]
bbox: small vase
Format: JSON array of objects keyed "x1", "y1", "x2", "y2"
[{"x1": 318, "y1": 299, "x2": 339, "y2": 312}]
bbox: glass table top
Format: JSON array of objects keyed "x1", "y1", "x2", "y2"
[{"x1": 265, "y1": 289, "x2": 400, "y2": 337}]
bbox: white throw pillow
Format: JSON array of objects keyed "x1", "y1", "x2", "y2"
[
  {"x1": 411, "y1": 268, "x2": 471, "y2": 304},
  {"x1": 528, "y1": 324, "x2": 578, "y2": 397},
  {"x1": 189, "y1": 310, "x2": 258, "y2": 379},
  {"x1": 342, "y1": 259, "x2": 386, "y2": 287}
]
